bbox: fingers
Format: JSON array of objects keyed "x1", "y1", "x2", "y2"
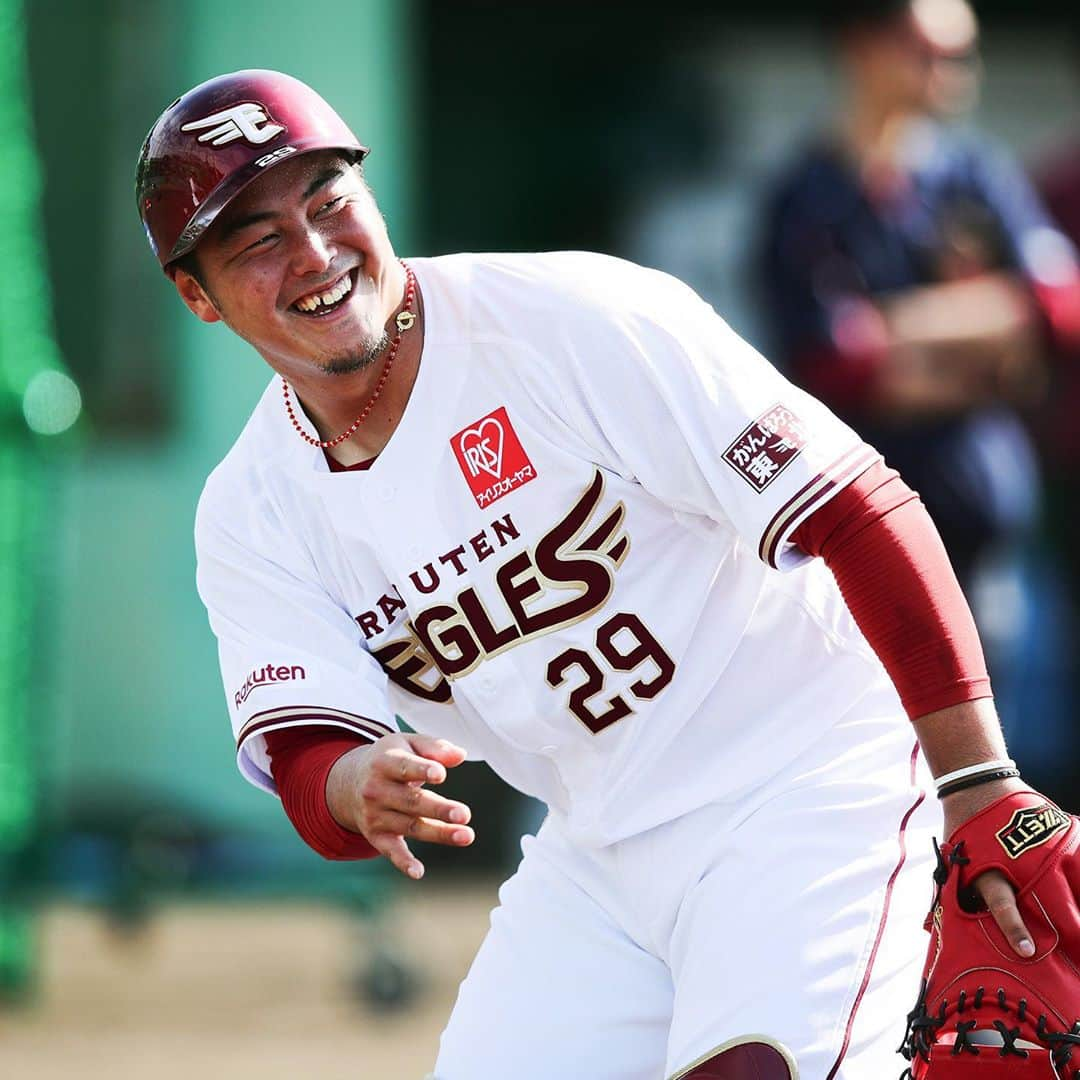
[
  {"x1": 376, "y1": 835, "x2": 425, "y2": 880},
  {"x1": 372, "y1": 737, "x2": 467, "y2": 786},
  {"x1": 353, "y1": 734, "x2": 474, "y2": 880},
  {"x1": 366, "y1": 777, "x2": 472, "y2": 827},
  {"x1": 382, "y1": 811, "x2": 475, "y2": 848},
  {"x1": 975, "y1": 869, "x2": 1036, "y2": 958},
  {"x1": 374, "y1": 742, "x2": 449, "y2": 785},
  {"x1": 370, "y1": 818, "x2": 475, "y2": 880},
  {"x1": 407, "y1": 734, "x2": 469, "y2": 769}
]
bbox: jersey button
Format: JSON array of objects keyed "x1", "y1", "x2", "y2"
[
  {"x1": 478, "y1": 676, "x2": 497, "y2": 695},
  {"x1": 379, "y1": 484, "x2": 396, "y2": 502}
]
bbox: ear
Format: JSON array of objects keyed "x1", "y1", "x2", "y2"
[{"x1": 173, "y1": 268, "x2": 222, "y2": 324}]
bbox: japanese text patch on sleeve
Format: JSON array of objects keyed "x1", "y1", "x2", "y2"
[{"x1": 722, "y1": 404, "x2": 809, "y2": 492}]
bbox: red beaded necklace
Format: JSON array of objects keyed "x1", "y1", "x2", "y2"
[{"x1": 281, "y1": 263, "x2": 418, "y2": 450}]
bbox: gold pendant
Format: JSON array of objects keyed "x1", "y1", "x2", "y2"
[{"x1": 396, "y1": 309, "x2": 416, "y2": 332}]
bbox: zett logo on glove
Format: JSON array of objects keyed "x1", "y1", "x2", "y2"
[{"x1": 996, "y1": 803, "x2": 1070, "y2": 859}]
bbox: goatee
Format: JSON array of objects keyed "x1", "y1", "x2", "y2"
[{"x1": 317, "y1": 330, "x2": 391, "y2": 376}]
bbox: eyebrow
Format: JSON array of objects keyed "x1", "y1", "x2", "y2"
[
  {"x1": 303, "y1": 164, "x2": 346, "y2": 199},
  {"x1": 217, "y1": 165, "x2": 349, "y2": 246},
  {"x1": 217, "y1": 210, "x2": 276, "y2": 245}
]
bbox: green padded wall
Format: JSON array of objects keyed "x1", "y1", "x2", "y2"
[{"x1": 0, "y1": 0, "x2": 75, "y2": 994}]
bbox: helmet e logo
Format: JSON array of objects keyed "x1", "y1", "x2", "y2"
[{"x1": 180, "y1": 102, "x2": 285, "y2": 147}]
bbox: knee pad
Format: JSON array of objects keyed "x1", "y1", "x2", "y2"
[{"x1": 671, "y1": 1035, "x2": 798, "y2": 1079}]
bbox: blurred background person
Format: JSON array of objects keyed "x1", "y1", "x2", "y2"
[
  {"x1": 1027, "y1": 19, "x2": 1080, "y2": 804},
  {"x1": 757, "y1": 0, "x2": 1080, "y2": 769},
  {"x1": 759, "y1": 0, "x2": 1080, "y2": 594},
  {"x1": 1033, "y1": 19, "x2": 1080, "y2": 623}
]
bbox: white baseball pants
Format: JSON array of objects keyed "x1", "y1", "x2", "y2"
[{"x1": 432, "y1": 708, "x2": 940, "y2": 1079}]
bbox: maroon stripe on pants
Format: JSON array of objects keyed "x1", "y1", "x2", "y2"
[{"x1": 825, "y1": 742, "x2": 925, "y2": 1080}]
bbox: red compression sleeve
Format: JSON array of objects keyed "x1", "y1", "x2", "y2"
[
  {"x1": 264, "y1": 726, "x2": 378, "y2": 860},
  {"x1": 791, "y1": 461, "x2": 992, "y2": 719}
]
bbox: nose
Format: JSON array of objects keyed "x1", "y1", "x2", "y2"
[{"x1": 290, "y1": 224, "x2": 336, "y2": 278}]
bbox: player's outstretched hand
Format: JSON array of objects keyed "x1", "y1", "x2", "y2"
[{"x1": 326, "y1": 732, "x2": 473, "y2": 879}]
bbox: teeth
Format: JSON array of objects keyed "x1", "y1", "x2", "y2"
[{"x1": 294, "y1": 272, "x2": 353, "y2": 313}]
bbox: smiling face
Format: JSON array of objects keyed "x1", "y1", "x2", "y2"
[{"x1": 173, "y1": 149, "x2": 400, "y2": 380}]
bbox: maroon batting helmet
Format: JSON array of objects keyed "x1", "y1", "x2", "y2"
[{"x1": 136, "y1": 69, "x2": 368, "y2": 275}]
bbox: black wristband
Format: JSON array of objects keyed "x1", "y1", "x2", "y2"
[{"x1": 937, "y1": 767, "x2": 1020, "y2": 799}]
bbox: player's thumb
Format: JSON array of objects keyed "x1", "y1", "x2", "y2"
[{"x1": 408, "y1": 733, "x2": 468, "y2": 769}]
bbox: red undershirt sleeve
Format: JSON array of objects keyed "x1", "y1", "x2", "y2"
[
  {"x1": 264, "y1": 726, "x2": 379, "y2": 861},
  {"x1": 791, "y1": 460, "x2": 992, "y2": 720}
]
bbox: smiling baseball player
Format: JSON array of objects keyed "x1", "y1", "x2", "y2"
[{"x1": 136, "y1": 71, "x2": 1079, "y2": 1079}]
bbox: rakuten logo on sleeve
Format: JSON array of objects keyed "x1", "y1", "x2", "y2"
[
  {"x1": 234, "y1": 663, "x2": 306, "y2": 709},
  {"x1": 451, "y1": 406, "x2": 537, "y2": 508}
]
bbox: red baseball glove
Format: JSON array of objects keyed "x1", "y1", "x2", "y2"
[{"x1": 899, "y1": 790, "x2": 1080, "y2": 1078}]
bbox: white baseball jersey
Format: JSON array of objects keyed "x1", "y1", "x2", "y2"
[{"x1": 195, "y1": 251, "x2": 896, "y2": 847}]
